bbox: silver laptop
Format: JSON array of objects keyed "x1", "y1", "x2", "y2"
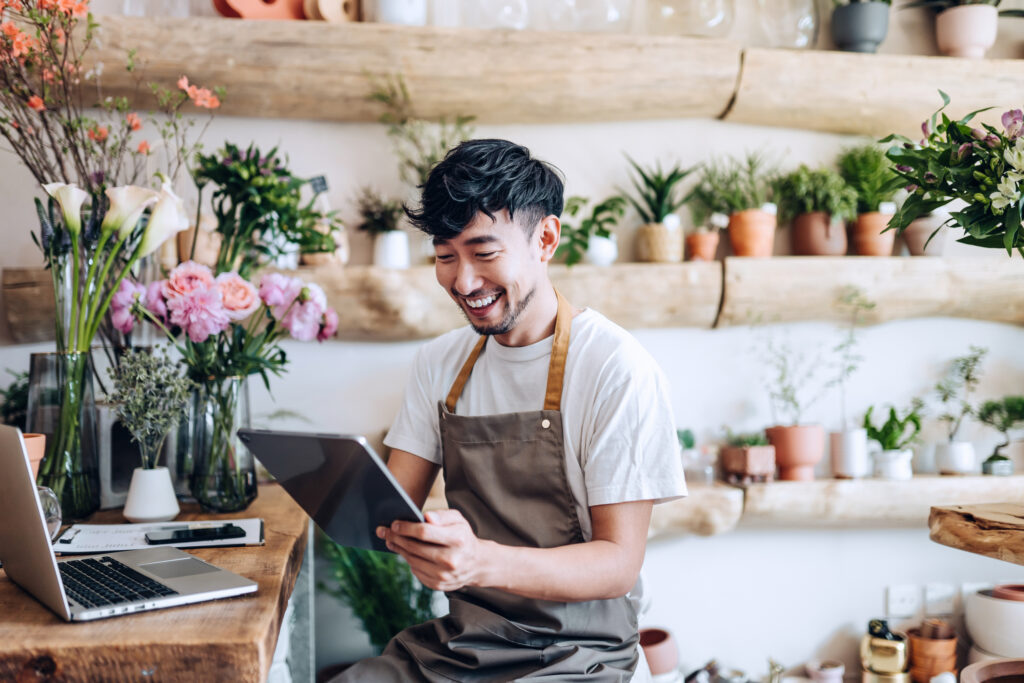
[{"x1": 0, "y1": 424, "x2": 257, "y2": 621}]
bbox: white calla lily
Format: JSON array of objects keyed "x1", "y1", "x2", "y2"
[
  {"x1": 102, "y1": 185, "x2": 159, "y2": 239},
  {"x1": 138, "y1": 181, "x2": 189, "y2": 257},
  {"x1": 43, "y1": 182, "x2": 89, "y2": 235}
]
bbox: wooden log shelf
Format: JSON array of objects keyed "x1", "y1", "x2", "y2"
[{"x1": 929, "y1": 503, "x2": 1024, "y2": 566}]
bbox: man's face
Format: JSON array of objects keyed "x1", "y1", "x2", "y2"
[{"x1": 433, "y1": 210, "x2": 546, "y2": 338}]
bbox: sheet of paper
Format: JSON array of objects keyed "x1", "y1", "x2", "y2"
[{"x1": 53, "y1": 518, "x2": 264, "y2": 555}]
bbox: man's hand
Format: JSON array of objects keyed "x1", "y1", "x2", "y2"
[{"x1": 377, "y1": 509, "x2": 490, "y2": 592}]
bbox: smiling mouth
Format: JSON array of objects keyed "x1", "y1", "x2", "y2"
[{"x1": 460, "y1": 292, "x2": 502, "y2": 317}]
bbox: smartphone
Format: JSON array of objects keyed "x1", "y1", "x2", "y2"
[{"x1": 144, "y1": 524, "x2": 246, "y2": 545}]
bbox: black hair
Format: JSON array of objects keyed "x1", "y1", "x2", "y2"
[{"x1": 404, "y1": 139, "x2": 565, "y2": 241}]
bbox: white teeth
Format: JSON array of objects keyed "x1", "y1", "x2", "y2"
[{"x1": 467, "y1": 295, "x2": 496, "y2": 309}]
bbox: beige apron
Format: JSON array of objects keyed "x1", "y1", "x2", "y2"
[{"x1": 336, "y1": 292, "x2": 640, "y2": 682}]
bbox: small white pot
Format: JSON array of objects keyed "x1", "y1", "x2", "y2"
[
  {"x1": 936, "y1": 5, "x2": 997, "y2": 59},
  {"x1": 585, "y1": 234, "x2": 618, "y2": 266},
  {"x1": 373, "y1": 230, "x2": 411, "y2": 269},
  {"x1": 935, "y1": 441, "x2": 978, "y2": 475},
  {"x1": 831, "y1": 429, "x2": 870, "y2": 479},
  {"x1": 123, "y1": 467, "x2": 180, "y2": 523},
  {"x1": 375, "y1": 0, "x2": 428, "y2": 25},
  {"x1": 873, "y1": 448, "x2": 913, "y2": 480}
]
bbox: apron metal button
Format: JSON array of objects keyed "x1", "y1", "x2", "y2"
[{"x1": 541, "y1": 419, "x2": 550, "y2": 429}]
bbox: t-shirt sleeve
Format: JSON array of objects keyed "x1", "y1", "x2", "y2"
[
  {"x1": 582, "y1": 350, "x2": 687, "y2": 507},
  {"x1": 383, "y1": 344, "x2": 442, "y2": 465}
]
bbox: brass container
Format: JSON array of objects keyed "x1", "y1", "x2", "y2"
[
  {"x1": 861, "y1": 634, "x2": 910, "y2": 674},
  {"x1": 862, "y1": 671, "x2": 912, "y2": 683}
]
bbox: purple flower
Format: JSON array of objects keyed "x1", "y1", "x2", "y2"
[
  {"x1": 922, "y1": 120, "x2": 932, "y2": 137},
  {"x1": 896, "y1": 165, "x2": 912, "y2": 173},
  {"x1": 924, "y1": 171, "x2": 938, "y2": 184},
  {"x1": 905, "y1": 184, "x2": 919, "y2": 193},
  {"x1": 318, "y1": 308, "x2": 338, "y2": 342},
  {"x1": 89, "y1": 170, "x2": 105, "y2": 187},
  {"x1": 167, "y1": 288, "x2": 230, "y2": 343},
  {"x1": 986, "y1": 134, "x2": 1000, "y2": 148},
  {"x1": 146, "y1": 280, "x2": 168, "y2": 322},
  {"x1": 110, "y1": 279, "x2": 146, "y2": 335},
  {"x1": 953, "y1": 143, "x2": 973, "y2": 163},
  {"x1": 1002, "y1": 109, "x2": 1023, "y2": 139},
  {"x1": 972, "y1": 128, "x2": 987, "y2": 141}
]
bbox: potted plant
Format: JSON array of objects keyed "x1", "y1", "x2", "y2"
[
  {"x1": 719, "y1": 429, "x2": 776, "y2": 484},
  {"x1": 686, "y1": 212, "x2": 728, "y2": 261},
  {"x1": 556, "y1": 195, "x2": 626, "y2": 267},
  {"x1": 932, "y1": 346, "x2": 987, "y2": 475},
  {"x1": 774, "y1": 165, "x2": 858, "y2": 256},
  {"x1": 107, "y1": 348, "x2": 195, "y2": 523},
  {"x1": 356, "y1": 186, "x2": 410, "y2": 269},
  {"x1": 827, "y1": 287, "x2": 876, "y2": 478},
  {"x1": 901, "y1": 211, "x2": 948, "y2": 256},
  {"x1": 831, "y1": 0, "x2": 893, "y2": 53},
  {"x1": 762, "y1": 337, "x2": 827, "y2": 481},
  {"x1": 837, "y1": 144, "x2": 902, "y2": 256},
  {"x1": 691, "y1": 153, "x2": 777, "y2": 258},
  {"x1": 901, "y1": 0, "x2": 1024, "y2": 58},
  {"x1": 622, "y1": 156, "x2": 695, "y2": 263},
  {"x1": 864, "y1": 401, "x2": 923, "y2": 480},
  {"x1": 976, "y1": 396, "x2": 1024, "y2": 475}
]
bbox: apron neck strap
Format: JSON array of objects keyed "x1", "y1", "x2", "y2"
[{"x1": 444, "y1": 289, "x2": 573, "y2": 414}]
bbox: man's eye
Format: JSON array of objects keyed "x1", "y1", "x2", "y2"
[
  {"x1": 436, "y1": 254, "x2": 454, "y2": 262},
  {"x1": 477, "y1": 252, "x2": 497, "y2": 259}
]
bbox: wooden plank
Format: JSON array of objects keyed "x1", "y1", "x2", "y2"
[
  {"x1": 929, "y1": 503, "x2": 1024, "y2": 566},
  {"x1": 727, "y1": 48, "x2": 1024, "y2": 137},
  {"x1": 87, "y1": 16, "x2": 740, "y2": 124},
  {"x1": 716, "y1": 256, "x2": 1024, "y2": 328},
  {"x1": 743, "y1": 476, "x2": 1024, "y2": 527},
  {"x1": 2, "y1": 267, "x2": 56, "y2": 344},
  {"x1": 648, "y1": 483, "x2": 744, "y2": 537},
  {"x1": 0, "y1": 485, "x2": 307, "y2": 682}
]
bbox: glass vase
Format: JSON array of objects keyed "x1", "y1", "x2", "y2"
[
  {"x1": 27, "y1": 352, "x2": 100, "y2": 520},
  {"x1": 190, "y1": 376, "x2": 256, "y2": 512},
  {"x1": 646, "y1": 0, "x2": 734, "y2": 37}
]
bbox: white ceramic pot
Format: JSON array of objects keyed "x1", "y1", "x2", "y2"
[
  {"x1": 912, "y1": 443, "x2": 936, "y2": 474},
  {"x1": 872, "y1": 448, "x2": 913, "y2": 480},
  {"x1": 807, "y1": 660, "x2": 845, "y2": 683},
  {"x1": 373, "y1": 230, "x2": 411, "y2": 269},
  {"x1": 935, "y1": 441, "x2": 978, "y2": 475},
  {"x1": 831, "y1": 429, "x2": 870, "y2": 479},
  {"x1": 585, "y1": 234, "x2": 618, "y2": 266},
  {"x1": 123, "y1": 467, "x2": 180, "y2": 523},
  {"x1": 965, "y1": 589, "x2": 1024, "y2": 657},
  {"x1": 968, "y1": 643, "x2": 1006, "y2": 664},
  {"x1": 936, "y1": 5, "x2": 997, "y2": 59},
  {"x1": 375, "y1": 0, "x2": 428, "y2": 25}
]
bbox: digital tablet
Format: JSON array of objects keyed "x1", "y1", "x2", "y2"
[{"x1": 236, "y1": 428, "x2": 424, "y2": 553}]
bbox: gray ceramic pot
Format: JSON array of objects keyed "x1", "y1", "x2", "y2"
[{"x1": 832, "y1": 2, "x2": 890, "y2": 53}]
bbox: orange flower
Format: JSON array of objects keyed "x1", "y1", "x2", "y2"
[
  {"x1": 3, "y1": 1, "x2": 25, "y2": 12},
  {"x1": 87, "y1": 125, "x2": 108, "y2": 142},
  {"x1": 189, "y1": 87, "x2": 221, "y2": 110},
  {"x1": 177, "y1": 75, "x2": 189, "y2": 91},
  {"x1": 72, "y1": 0, "x2": 87, "y2": 16},
  {"x1": 37, "y1": 0, "x2": 56, "y2": 9},
  {"x1": 125, "y1": 112, "x2": 141, "y2": 131},
  {"x1": 53, "y1": 26, "x2": 65, "y2": 44},
  {"x1": 0, "y1": 20, "x2": 16, "y2": 38},
  {"x1": 137, "y1": 140, "x2": 150, "y2": 155},
  {"x1": 26, "y1": 95, "x2": 44, "y2": 112}
]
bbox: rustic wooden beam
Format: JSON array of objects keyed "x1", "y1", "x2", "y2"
[
  {"x1": 929, "y1": 503, "x2": 1024, "y2": 566},
  {"x1": 649, "y1": 483, "x2": 744, "y2": 537}
]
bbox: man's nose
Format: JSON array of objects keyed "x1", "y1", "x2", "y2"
[{"x1": 453, "y1": 260, "x2": 482, "y2": 295}]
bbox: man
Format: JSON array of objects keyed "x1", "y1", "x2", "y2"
[{"x1": 336, "y1": 139, "x2": 686, "y2": 682}]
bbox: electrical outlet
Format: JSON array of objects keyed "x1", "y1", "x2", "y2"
[
  {"x1": 924, "y1": 582, "x2": 956, "y2": 615},
  {"x1": 887, "y1": 584, "x2": 922, "y2": 618}
]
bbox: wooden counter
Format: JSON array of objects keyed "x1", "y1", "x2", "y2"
[{"x1": 0, "y1": 484, "x2": 308, "y2": 682}]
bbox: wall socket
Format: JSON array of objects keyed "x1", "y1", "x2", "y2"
[
  {"x1": 886, "y1": 584, "x2": 923, "y2": 618},
  {"x1": 924, "y1": 582, "x2": 956, "y2": 615}
]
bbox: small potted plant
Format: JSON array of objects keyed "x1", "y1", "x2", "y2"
[
  {"x1": 719, "y1": 429, "x2": 776, "y2": 484},
  {"x1": 622, "y1": 156, "x2": 695, "y2": 263},
  {"x1": 686, "y1": 212, "x2": 728, "y2": 261},
  {"x1": 932, "y1": 346, "x2": 987, "y2": 475},
  {"x1": 864, "y1": 401, "x2": 923, "y2": 480},
  {"x1": 108, "y1": 348, "x2": 195, "y2": 523},
  {"x1": 762, "y1": 336, "x2": 827, "y2": 481},
  {"x1": 556, "y1": 195, "x2": 626, "y2": 267},
  {"x1": 901, "y1": 0, "x2": 1024, "y2": 58},
  {"x1": 774, "y1": 165, "x2": 858, "y2": 256},
  {"x1": 356, "y1": 186, "x2": 409, "y2": 269},
  {"x1": 691, "y1": 153, "x2": 777, "y2": 258},
  {"x1": 976, "y1": 396, "x2": 1024, "y2": 475},
  {"x1": 831, "y1": 0, "x2": 893, "y2": 53},
  {"x1": 837, "y1": 144, "x2": 902, "y2": 256},
  {"x1": 828, "y1": 287, "x2": 876, "y2": 478},
  {"x1": 900, "y1": 210, "x2": 948, "y2": 256}
]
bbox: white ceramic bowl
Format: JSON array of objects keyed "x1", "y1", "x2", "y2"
[
  {"x1": 965, "y1": 589, "x2": 1024, "y2": 657},
  {"x1": 968, "y1": 643, "x2": 1005, "y2": 664}
]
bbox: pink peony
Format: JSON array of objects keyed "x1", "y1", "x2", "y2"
[
  {"x1": 317, "y1": 308, "x2": 338, "y2": 342},
  {"x1": 111, "y1": 279, "x2": 146, "y2": 335},
  {"x1": 215, "y1": 272, "x2": 260, "y2": 321},
  {"x1": 167, "y1": 288, "x2": 230, "y2": 343},
  {"x1": 146, "y1": 280, "x2": 168, "y2": 322},
  {"x1": 281, "y1": 284, "x2": 328, "y2": 342},
  {"x1": 259, "y1": 272, "x2": 303, "y2": 313},
  {"x1": 163, "y1": 261, "x2": 215, "y2": 301}
]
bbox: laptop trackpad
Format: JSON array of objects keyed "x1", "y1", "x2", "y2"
[{"x1": 139, "y1": 557, "x2": 220, "y2": 580}]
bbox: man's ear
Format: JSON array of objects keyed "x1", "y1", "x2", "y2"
[{"x1": 536, "y1": 215, "x2": 561, "y2": 262}]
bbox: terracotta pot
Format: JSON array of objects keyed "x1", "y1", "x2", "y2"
[
  {"x1": 936, "y1": 5, "x2": 997, "y2": 59},
  {"x1": 636, "y1": 222, "x2": 683, "y2": 263},
  {"x1": 686, "y1": 231, "x2": 720, "y2": 261},
  {"x1": 992, "y1": 584, "x2": 1024, "y2": 602},
  {"x1": 23, "y1": 432, "x2": 45, "y2": 479},
  {"x1": 766, "y1": 424, "x2": 825, "y2": 481},
  {"x1": 908, "y1": 627, "x2": 958, "y2": 683},
  {"x1": 791, "y1": 212, "x2": 847, "y2": 256},
  {"x1": 719, "y1": 445, "x2": 776, "y2": 483},
  {"x1": 852, "y1": 212, "x2": 896, "y2": 256},
  {"x1": 961, "y1": 658, "x2": 1024, "y2": 683},
  {"x1": 728, "y1": 209, "x2": 776, "y2": 257},
  {"x1": 902, "y1": 214, "x2": 947, "y2": 256},
  {"x1": 639, "y1": 627, "x2": 679, "y2": 676}
]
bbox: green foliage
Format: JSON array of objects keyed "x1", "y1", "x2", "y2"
[
  {"x1": 677, "y1": 428, "x2": 696, "y2": 449},
  {"x1": 556, "y1": 195, "x2": 626, "y2": 266},
  {"x1": 934, "y1": 345, "x2": 987, "y2": 442},
  {"x1": 0, "y1": 369, "x2": 28, "y2": 431},
  {"x1": 724, "y1": 429, "x2": 769, "y2": 447},
  {"x1": 356, "y1": 187, "x2": 405, "y2": 235},
  {"x1": 863, "y1": 401, "x2": 924, "y2": 451},
  {"x1": 318, "y1": 535, "x2": 436, "y2": 653},
  {"x1": 837, "y1": 144, "x2": 902, "y2": 214},
  {"x1": 690, "y1": 153, "x2": 775, "y2": 226},
  {"x1": 827, "y1": 287, "x2": 876, "y2": 429},
  {"x1": 976, "y1": 395, "x2": 1024, "y2": 459},
  {"x1": 107, "y1": 348, "x2": 195, "y2": 469},
  {"x1": 621, "y1": 156, "x2": 695, "y2": 224},
  {"x1": 773, "y1": 165, "x2": 858, "y2": 224}
]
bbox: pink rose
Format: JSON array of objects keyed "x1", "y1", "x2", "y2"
[
  {"x1": 259, "y1": 272, "x2": 303, "y2": 314},
  {"x1": 111, "y1": 279, "x2": 145, "y2": 334},
  {"x1": 167, "y1": 288, "x2": 230, "y2": 343},
  {"x1": 163, "y1": 261, "x2": 215, "y2": 301},
  {"x1": 317, "y1": 308, "x2": 338, "y2": 342},
  {"x1": 146, "y1": 280, "x2": 168, "y2": 322},
  {"x1": 215, "y1": 272, "x2": 260, "y2": 321}
]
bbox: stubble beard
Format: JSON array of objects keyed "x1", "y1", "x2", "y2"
[{"x1": 460, "y1": 286, "x2": 536, "y2": 337}]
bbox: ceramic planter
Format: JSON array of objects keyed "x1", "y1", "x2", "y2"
[
  {"x1": 983, "y1": 458, "x2": 1014, "y2": 476},
  {"x1": 639, "y1": 627, "x2": 679, "y2": 677},
  {"x1": 719, "y1": 444, "x2": 776, "y2": 484},
  {"x1": 832, "y1": 2, "x2": 890, "y2": 53},
  {"x1": 584, "y1": 234, "x2": 618, "y2": 266},
  {"x1": 962, "y1": 659, "x2": 1024, "y2": 683},
  {"x1": 902, "y1": 214, "x2": 947, "y2": 256},
  {"x1": 636, "y1": 218, "x2": 684, "y2": 262},
  {"x1": 373, "y1": 230, "x2": 411, "y2": 269},
  {"x1": 830, "y1": 428, "x2": 870, "y2": 479},
  {"x1": 807, "y1": 660, "x2": 845, "y2": 683},
  {"x1": 966, "y1": 589, "x2": 1024, "y2": 657},
  {"x1": 766, "y1": 424, "x2": 824, "y2": 481},
  {"x1": 122, "y1": 467, "x2": 180, "y2": 523},
  {"x1": 792, "y1": 212, "x2": 847, "y2": 256},
  {"x1": 907, "y1": 627, "x2": 957, "y2": 683},
  {"x1": 852, "y1": 212, "x2": 895, "y2": 256},
  {"x1": 728, "y1": 208, "x2": 776, "y2": 258},
  {"x1": 375, "y1": 0, "x2": 428, "y2": 25},
  {"x1": 936, "y1": 5, "x2": 997, "y2": 59},
  {"x1": 873, "y1": 448, "x2": 913, "y2": 480},
  {"x1": 686, "y1": 231, "x2": 720, "y2": 261},
  {"x1": 935, "y1": 441, "x2": 977, "y2": 475}
]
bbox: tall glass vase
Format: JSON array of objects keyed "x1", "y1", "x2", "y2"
[
  {"x1": 26, "y1": 352, "x2": 100, "y2": 520},
  {"x1": 190, "y1": 376, "x2": 256, "y2": 512}
]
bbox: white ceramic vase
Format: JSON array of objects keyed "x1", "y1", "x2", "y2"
[
  {"x1": 830, "y1": 428, "x2": 870, "y2": 479},
  {"x1": 872, "y1": 448, "x2": 913, "y2": 480},
  {"x1": 936, "y1": 5, "x2": 997, "y2": 58},
  {"x1": 375, "y1": 0, "x2": 428, "y2": 25},
  {"x1": 935, "y1": 441, "x2": 978, "y2": 475},
  {"x1": 585, "y1": 234, "x2": 619, "y2": 266},
  {"x1": 373, "y1": 230, "x2": 411, "y2": 269},
  {"x1": 123, "y1": 467, "x2": 180, "y2": 523}
]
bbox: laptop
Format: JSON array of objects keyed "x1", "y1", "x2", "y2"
[
  {"x1": 0, "y1": 424, "x2": 257, "y2": 622},
  {"x1": 237, "y1": 428, "x2": 424, "y2": 553}
]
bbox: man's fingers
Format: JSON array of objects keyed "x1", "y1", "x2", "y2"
[{"x1": 424, "y1": 509, "x2": 466, "y2": 526}]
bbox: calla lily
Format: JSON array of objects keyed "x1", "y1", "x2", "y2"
[
  {"x1": 101, "y1": 185, "x2": 159, "y2": 239},
  {"x1": 138, "y1": 181, "x2": 188, "y2": 257},
  {"x1": 43, "y1": 182, "x2": 88, "y2": 235}
]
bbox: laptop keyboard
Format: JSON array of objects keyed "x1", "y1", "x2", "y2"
[{"x1": 58, "y1": 556, "x2": 179, "y2": 609}]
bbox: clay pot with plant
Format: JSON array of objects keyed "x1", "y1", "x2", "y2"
[
  {"x1": 719, "y1": 429, "x2": 776, "y2": 484},
  {"x1": 828, "y1": 287, "x2": 876, "y2": 478},
  {"x1": 838, "y1": 144, "x2": 903, "y2": 256},
  {"x1": 976, "y1": 395, "x2": 1024, "y2": 475},
  {"x1": 931, "y1": 346, "x2": 987, "y2": 475},
  {"x1": 775, "y1": 165, "x2": 858, "y2": 256},
  {"x1": 902, "y1": 0, "x2": 1024, "y2": 58},
  {"x1": 901, "y1": 212, "x2": 948, "y2": 256},
  {"x1": 622, "y1": 156, "x2": 695, "y2": 263},
  {"x1": 864, "y1": 401, "x2": 923, "y2": 480},
  {"x1": 686, "y1": 212, "x2": 728, "y2": 261},
  {"x1": 556, "y1": 195, "x2": 626, "y2": 267},
  {"x1": 762, "y1": 336, "x2": 827, "y2": 481},
  {"x1": 356, "y1": 186, "x2": 410, "y2": 269},
  {"x1": 691, "y1": 153, "x2": 777, "y2": 258}
]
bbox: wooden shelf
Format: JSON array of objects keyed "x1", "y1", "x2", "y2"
[
  {"x1": 649, "y1": 483, "x2": 744, "y2": 538},
  {"x1": 929, "y1": 503, "x2": 1024, "y2": 566}
]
